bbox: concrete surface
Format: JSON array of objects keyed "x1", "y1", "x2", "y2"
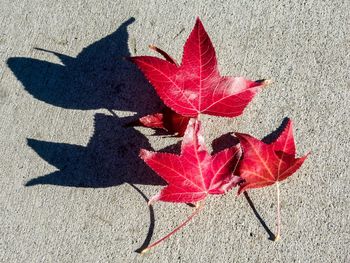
[{"x1": 0, "y1": 0, "x2": 349, "y2": 262}]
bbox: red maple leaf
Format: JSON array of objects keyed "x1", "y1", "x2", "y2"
[
  {"x1": 128, "y1": 107, "x2": 190, "y2": 136},
  {"x1": 129, "y1": 18, "x2": 269, "y2": 118},
  {"x1": 235, "y1": 118, "x2": 309, "y2": 240},
  {"x1": 235, "y1": 118, "x2": 308, "y2": 194},
  {"x1": 139, "y1": 118, "x2": 242, "y2": 253},
  {"x1": 141, "y1": 118, "x2": 242, "y2": 204}
]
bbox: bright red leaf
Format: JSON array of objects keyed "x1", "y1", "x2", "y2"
[
  {"x1": 140, "y1": 118, "x2": 242, "y2": 204},
  {"x1": 235, "y1": 118, "x2": 309, "y2": 194},
  {"x1": 128, "y1": 107, "x2": 190, "y2": 136},
  {"x1": 130, "y1": 18, "x2": 269, "y2": 118}
]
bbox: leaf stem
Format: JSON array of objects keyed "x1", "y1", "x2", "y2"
[
  {"x1": 149, "y1": 45, "x2": 178, "y2": 66},
  {"x1": 141, "y1": 202, "x2": 205, "y2": 254},
  {"x1": 275, "y1": 182, "x2": 281, "y2": 241}
]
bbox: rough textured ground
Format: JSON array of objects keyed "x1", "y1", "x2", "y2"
[{"x1": 0, "y1": 0, "x2": 349, "y2": 262}]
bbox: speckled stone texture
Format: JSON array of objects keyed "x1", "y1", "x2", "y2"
[{"x1": 0, "y1": 0, "x2": 349, "y2": 262}]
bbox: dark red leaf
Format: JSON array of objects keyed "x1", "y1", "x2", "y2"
[
  {"x1": 138, "y1": 112, "x2": 165, "y2": 129},
  {"x1": 130, "y1": 18, "x2": 269, "y2": 117},
  {"x1": 129, "y1": 107, "x2": 190, "y2": 136},
  {"x1": 235, "y1": 118, "x2": 309, "y2": 194},
  {"x1": 140, "y1": 118, "x2": 242, "y2": 204}
]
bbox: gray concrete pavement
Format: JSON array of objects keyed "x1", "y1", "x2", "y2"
[{"x1": 0, "y1": 0, "x2": 349, "y2": 262}]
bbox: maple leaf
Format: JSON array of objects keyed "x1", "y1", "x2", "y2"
[
  {"x1": 235, "y1": 118, "x2": 308, "y2": 194},
  {"x1": 129, "y1": 17, "x2": 270, "y2": 118},
  {"x1": 141, "y1": 118, "x2": 242, "y2": 204},
  {"x1": 139, "y1": 118, "x2": 242, "y2": 253},
  {"x1": 128, "y1": 107, "x2": 190, "y2": 136},
  {"x1": 235, "y1": 118, "x2": 309, "y2": 240}
]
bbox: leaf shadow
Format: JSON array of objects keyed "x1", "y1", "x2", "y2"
[
  {"x1": 129, "y1": 183, "x2": 155, "y2": 253},
  {"x1": 211, "y1": 132, "x2": 239, "y2": 154},
  {"x1": 25, "y1": 114, "x2": 166, "y2": 188},
  {"x1": 6, "y1": 17, "x2": 161, "y2": 113},
  {"x1": 262, "y1": 117, "x2": 290, "y2": 144},
  {"x1": 244, "y1": 192, "x2": 276, "y2": 241},
  {"x1": 7, "y1": 17, "x2": 167, "y2": 251},
  {"x1": 26, "y1": 113, "x2": 166, "y2": 252}
]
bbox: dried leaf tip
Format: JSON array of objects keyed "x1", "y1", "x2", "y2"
[
  {"x1": 255, "y1": 79, "x2": 273, "y2": 87},
  {"x1": 141, "y1": 248, "x2": 150, "y2": 255},
  {"x1": 264, "y1": 79, "x2": 273, "y2": 86},
  {"x1": 274, "y1": 235, "x2": 280, "y2": 241},
  {"x1": 148, "y1": 44, "x2": 156, "y2": 50}
]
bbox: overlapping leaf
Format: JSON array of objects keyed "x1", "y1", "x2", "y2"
[
  {"x1": 235, "y1": 118, "x2": 308, "y2": 194},
  {"x1": 130, "y1": 18, "x2": 268, "y2": 117},
  {"x1": 128, "y1": 107, "x2": 190, "y2": 136},
  {"x1": 140, "y1": 119, "x2": 242, "y2": 204}
]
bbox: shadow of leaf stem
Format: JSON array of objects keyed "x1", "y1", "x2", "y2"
[{"x1": 244, "y1": 192, "x2": 276, "y2": 241}]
